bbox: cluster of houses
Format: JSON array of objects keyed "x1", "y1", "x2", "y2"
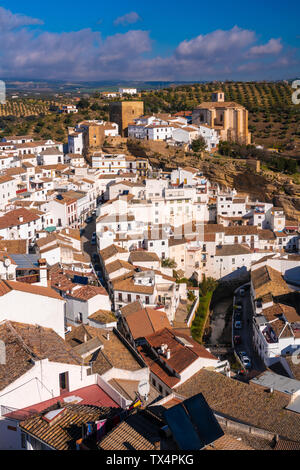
[
  {"x1": 128, "y1": 113, "x2": 219, "y2": 150},
  {"x1": 0, "y1": 101, "x2": 299, "y2": 450}
]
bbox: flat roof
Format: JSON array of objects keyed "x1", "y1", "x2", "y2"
[{"x1": 251, "y1": 370, "x2": 300, "y2": 395}]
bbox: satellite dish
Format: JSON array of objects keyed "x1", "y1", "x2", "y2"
[
  {"x1": 4, "y1": 258, "x2": 11, "y2": 268},
  {"x1": 138, "y1": 380, "x2": 150, "y2": 400}
]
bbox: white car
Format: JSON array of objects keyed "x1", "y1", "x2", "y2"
[{"x1": 240, "y1": 351, "x2": 251, "y2": 368}]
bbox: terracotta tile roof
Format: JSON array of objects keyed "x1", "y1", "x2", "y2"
[
  {"x1": 129, "y1": 251, "x2": 160, "y2": 263},
  {"x1": 97, "y1": 411, "x2": 161, "y2": 450},
  {"x1": 251, "y1": 266, "x2": 291, "y2": 299},
  {"x1": 263, "y1": 303, "x2": 299, "y2": 324},
  {"x1": 113, "y1": 276, "x2": 154, "y2": 295},
  {"x1": 138, "y1": 329, "x2": 217, "y2": 389},
  {"x1": 258, "y1": 229, "x2": 276, "y2": 240},
  {"x1": 175, "y1": 369, "x2": 300, "y2": 443},
  {"x1": 50, "y1": 266, "x2": 75, "y2": 292},
  {"x1": 99, "y1": 244, "x2": 128, "y2": 262},
  {"x1": 108, "y1": 378, "x2": 140, "y2": 401},
  {"x1": 169, "y1": 237, "x2": 187, "y2": 247},
  {"x1": 0, "y1": 239, "x2": 27, "y2": 254},
  {"x1": 60, "y1": 228, "x2": 81, "y2": 241},
  {"x1": 0, "y1": 279, "x2": 63, "y2": 300},
  {"x1": 66, "y1": 325, "x2": 143, "y2": 374},
  {"x1": 204, "y1": 224, "x2": 224, "y2": 233},
  {"x1": 0, "y1": 321, "x2": 82, "y2": 390},
  {"x1": 0, "y1": 208, "x2": 40, "y2": 229},
  {"x1": 20, "y1": 403, "x2": 118, "y2": 450},
  {"x1": 105, "y1": 259, "x2": 133, "y2": 275},
  {"x1": 67, "y1": 284, "x2": 108, "y2": 301},
  {"x1": 224, "y1": 226, "x2": 258, "y2": 236},
  {"x1": 137, "y1": 343, "x2": 180, "y2": 388},
  {"x1": 215, "y1": 244, "x2": 251, "y2": 256},
  {"x1": 120, "y1": 300, "x2": 143, "y2": 317},
  {"x1": 121, "y1": 302, "x2": 170, "y2": 339},
  {"x1": 0, "y1": 175, "x2": 15, "y2": 184},
  {"x1": 205, "y1": 433, "x2": 255, "y2": 450},
  {"x1": 196, "y1": 101, "x2": 245, "y2": 109},
  {"x1": 40, "y1": 241, "x2": 73, "y2": 254},
  {"x1": 274, "y1": 438, "x2": 300, "y2": 450}
]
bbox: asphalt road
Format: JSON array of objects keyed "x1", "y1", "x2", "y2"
[
  {"x1": 233, "y1": 288, "x2": 265, "y2": 374},
  {"x1": 81, "y1": 217, "x2": 96, "y2": 260}
]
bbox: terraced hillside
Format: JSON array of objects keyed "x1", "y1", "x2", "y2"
[
  {"x1": 0, "y1": 99, "x2": 57, "y2": 117},
  {"x1": 0, "y1": 82, "x2": 299, "y2": 152}
]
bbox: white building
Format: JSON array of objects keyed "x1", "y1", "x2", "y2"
[
  {"x1": 118, "y1": 88, "x2": 137, "y2": 95},
  {"x1": 0, "y1": 279, "x2": 65, "y2": 338}
]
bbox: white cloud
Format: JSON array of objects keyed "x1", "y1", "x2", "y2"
[
  {"x1": 249, "y1": 38, "x2": 283, "y2": 56},
  {"x1": 175, "y1": 26, "x2": 255, "y2": 60},
  {"x1": 0, "y1": 6, "x2": 43, "y2": 31},
  {"x1": 0, "y1": 8, "x2": 297, "y2": 81},
  {"x1": 114, "y1": 12, "x2": 141, "y2": 26}
]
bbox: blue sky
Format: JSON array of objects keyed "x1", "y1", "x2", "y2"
[{"x1": 0, "y1": 1, "x2": 299, "y2": 81}]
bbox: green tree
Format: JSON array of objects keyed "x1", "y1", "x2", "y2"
[
  {"x1": 199, "y1": 274, "x2": 217, "y2": 296},
  {"x1": 77, "y1": 98, "x2": 90, "y2": 109},
  {"x1": 161, "y1": 258, "x2": 177, "y2": 269},
  {"x1": 191, "y1": 136, "x2": 206, "y2": 152}
]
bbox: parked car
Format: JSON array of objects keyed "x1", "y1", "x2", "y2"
[
  {"x1": 240, "y1": 288, "x2": 245, "y2": 297},
  {"x1": 91, "y1": 232, "x2": 97, "y2": 245},
  {"x1": 235, "y1": 312, "x2": 242, "y2": 321},
  {"x1": 234, "y1": 304, "x2": 243, "y2": 312},
  {"x1": 86, "y1": 216, "x2": 93, "y2": 224},
  {"x1": 242, "y1": 355, "x2": 251, "y2": 369},
  {"x1": 80, "y1": 228, "x2": 85, "y2": 236},
  {"x1": 233, "y1": 335, "x2": 242, "y2": 345},
  {"x1": 94, "y1": 264, "x2": 101, "y2": 272},
  {"x1": 234, "y1": 320, "x2": 242, "y2": 329}
]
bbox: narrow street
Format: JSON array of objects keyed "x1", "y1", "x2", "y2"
[
  {"x1": 233, "y1": 288, "x2": 265, "y2": 373},
  {"x1": 81, "y1": 218, "x2": 96, "y2": 261}
]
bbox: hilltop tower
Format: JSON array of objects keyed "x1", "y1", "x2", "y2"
[{"x1": 109, "y1": 101, "x2": 144, "y2": 137}]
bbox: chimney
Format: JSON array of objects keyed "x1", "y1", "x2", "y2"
[
  {"x1": 84, "y1": 333, "x2": 88, "y2": 343},
  {"x1": 106, "y1": 332, "x2": 110, "y2": 341},
  {"x1": 166, "y1": 349, "x2": 171, "y2": 360},
  {"x1": 18, "y1": 216, "x2": 24, "y2": 223},
  {"x1": 38, "y1": 258, "x2": 48, "y2": 287}
]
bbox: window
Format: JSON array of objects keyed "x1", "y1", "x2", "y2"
[
  {"x1": 118, "y1": 293, "x2": 123, "y2": 301},
  {"x1": 145, "y1": 296, "x2": 150, "y2": 305},
  {"x1": 127, "y1": 294, "x2": 131, "y2": 302},
  {"x1": 59, "y1": 372, "x2": 69, "y2": 392}
]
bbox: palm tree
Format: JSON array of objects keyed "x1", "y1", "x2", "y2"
[{"x1": 161, "y1": 258, "x2": 177, "y2": 269}]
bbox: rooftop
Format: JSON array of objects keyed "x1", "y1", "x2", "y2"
[{"x1": 0, "y1": 321, "x2": 81, "y2": 391}]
